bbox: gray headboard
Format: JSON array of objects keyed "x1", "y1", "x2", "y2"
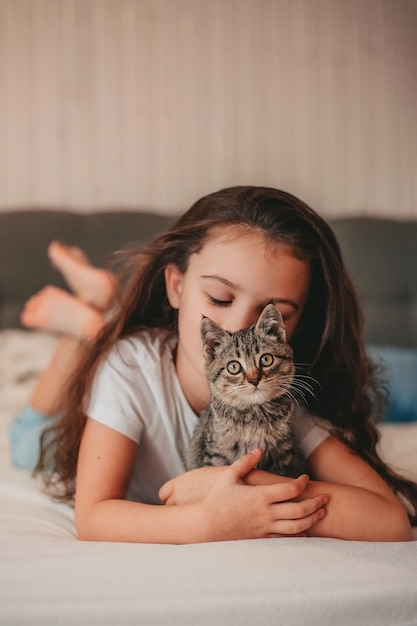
[{"x1": 1, "y1": 210, "x2": 416, "y2": 348}]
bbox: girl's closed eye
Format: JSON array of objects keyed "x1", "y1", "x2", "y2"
[{"x1": 207, "y1": 294, "x2": 233, "y2": 307}]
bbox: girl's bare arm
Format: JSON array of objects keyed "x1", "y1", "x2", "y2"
[
  {"x1": 75, "y1": 419, "x2": 327, "y2": 543},
  {"x1": 299, "y1": 436, "x2": 411, "y2": 541},
  {"x1": 161, "y1": 436, "x2": 412, "y2": 542},
  {"x1": 243, "y1": 437, "x2": 411, "y2": 541}
]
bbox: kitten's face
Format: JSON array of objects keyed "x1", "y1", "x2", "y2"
[{"x1": 201, "y1": 304, "x2": 295, "y2": 408}]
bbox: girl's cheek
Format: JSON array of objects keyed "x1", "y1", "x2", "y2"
[{"x1": 283, "y1": 318, "x2": 298, "y2": 341}]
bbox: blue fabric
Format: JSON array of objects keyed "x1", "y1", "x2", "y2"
[
  {"x1": 7, "y1": 406, "x2": 50, "y2": 470},
  {"x1": 368, "y1": 345, "x2": 417, "y2": 422}
]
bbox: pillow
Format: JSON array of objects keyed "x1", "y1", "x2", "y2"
[{"x1": 367, "y1": 345, "x2": 417, "y2": 422}]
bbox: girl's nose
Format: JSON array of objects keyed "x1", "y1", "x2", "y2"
[{"x1": 225, "y1": 309, "x2": 258, "y2": 333}]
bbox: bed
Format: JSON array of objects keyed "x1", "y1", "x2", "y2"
[{"x1": 0, "y1": 210, "x2": 416, "y2": 625}]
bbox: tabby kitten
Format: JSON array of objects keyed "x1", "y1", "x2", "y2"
[{"x1": 186, "y1": 304, "x2": 305, "y2": 477}]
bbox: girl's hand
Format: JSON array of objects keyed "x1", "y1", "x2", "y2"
[
  {"x1": 160, "y1": 449, "x2": 328, "y2": 539},
  {"x1": 159, "y1": 465, "x2": 225, "y2": 506}
]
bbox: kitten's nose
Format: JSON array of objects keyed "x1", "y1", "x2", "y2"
[{"x1": 247, "y1": 371, "x2": 261, "y2": 386}]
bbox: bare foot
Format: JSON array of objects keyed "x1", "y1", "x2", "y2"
[
  {"x1": 48, "y1": 241, "x2": 117, "y2": 310},
  {"x1": 21, "y1": 286, "x2": 106, "y2": 341}
]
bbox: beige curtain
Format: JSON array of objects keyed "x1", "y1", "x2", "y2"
[{"x1": 0, "y1": 0, "x2": 416, "y2": 217}]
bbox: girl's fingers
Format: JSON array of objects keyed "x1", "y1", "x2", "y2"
[
  {"x1": 270, "y1": 506, "x2": 326, "y2": 536},
  {"x1": 264, "y1": 473, "x2": 310, "y2": 503},
  {"x1": 226, "y1": 448, "x2": 263, "y2": 482},
  {"x1": 272, "y1": 494, "x2": 328, "y2": 520},
  {"x1": 158, "y1": 480, "x2": 173, "y2": 504}
]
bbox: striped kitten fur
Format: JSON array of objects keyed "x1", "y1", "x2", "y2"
[{"x1": 186, "y1": 304, "x2": 305, "y2": 477}]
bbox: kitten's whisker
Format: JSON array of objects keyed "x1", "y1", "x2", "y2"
[
  {"x1": 292, "y1": 390, "x2": 310, "y2": 406},
  {"x1": 292, "y1": 382, "x2": 314, "y2": 395},
  {"x1": 293, "y1": 368, "x2": 322, "y2": 392},
  {"x1": 286, "y1": 391, "x2": 301, "y2": 413},
  {"x1": 291, "y1": 389, "x2": 308, "y2": 404},
  {"x1": 294, "y1": 374, "x2": 317, "y2": 387},
  {"x1": 294, "y1": 373, "x2": 315, "y2": 384},
  {"x1": 291, "y1": 381, "x2": 317, "y2": 400},
  {"x1": 292, "y1": 372, "x2": 321, "y2": 396}
]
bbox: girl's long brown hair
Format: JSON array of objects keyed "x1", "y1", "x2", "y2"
[{"x1": 36, "y1": 186, "x2": 417, "y2": 521}]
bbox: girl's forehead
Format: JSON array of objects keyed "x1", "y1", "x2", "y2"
[{"x1": 193, "y1": 224, "x2": 311, "y2": 308}]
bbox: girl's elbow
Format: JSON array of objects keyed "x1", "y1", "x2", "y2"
[
  {"x1": 74, "y1": 507, "x2": 99, "y2": 542},
  {"x1": 76, "y1": 524, "x2": 95, "y2": 542},
  {"x1": 75, "y1": 517, "x2": 94, "y2": 541},
  {"x1": 386, "y1": 504, "x2": 413, "y2": 542},
  {"x1": 75, "y1": 518, "x2": 108, "y2": 542}
]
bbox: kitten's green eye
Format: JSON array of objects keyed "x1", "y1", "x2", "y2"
[
  {"x1": 260, "y1": 353, "x2": 274, "y2": 367},
  {"x1": 227, "y1": 360, "x2": 242, "y2": 375}
]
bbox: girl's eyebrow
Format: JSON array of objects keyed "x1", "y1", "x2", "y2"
[
  {"x1": 200, "y1": 274, "x2": 300, "y2": 310},
  {"x1": 201, "y1": 274, "x2": 236, "y2": 288}
]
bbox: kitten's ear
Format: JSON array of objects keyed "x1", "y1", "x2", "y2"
[
  {"x1": 201, "y1": 316, "x2": 229, "y2": 359},
  {"x1": 256, "y1": 304, "x2": 286, "y2": 342}
]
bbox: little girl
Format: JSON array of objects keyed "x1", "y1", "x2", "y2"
[{"x1": 13, "y1": 186, "x2": 417, "y2": 542}]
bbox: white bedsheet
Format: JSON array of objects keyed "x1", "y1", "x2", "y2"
[{"x1": 1, "y1": 330, "x2": 417, "y2": 626}]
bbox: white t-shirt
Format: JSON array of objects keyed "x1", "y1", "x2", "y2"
[{"x1": 87, "y1": 328, "x2": 330, "y2": 504}]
